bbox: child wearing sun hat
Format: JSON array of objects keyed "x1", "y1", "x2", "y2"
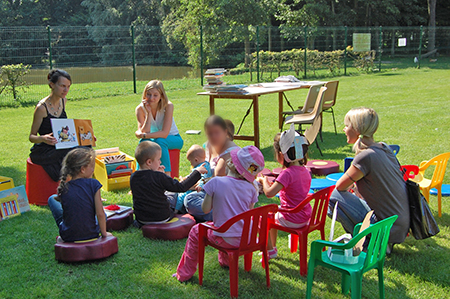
[{"x1": 174, "y1": 145, "x2": 265, "y2": 282}]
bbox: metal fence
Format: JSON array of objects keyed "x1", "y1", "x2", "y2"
[{"x1": 1, "y1": 25, "x2": 449, "y2": 105}]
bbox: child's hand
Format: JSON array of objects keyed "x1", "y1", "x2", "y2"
[
  {"x1": 195, "y1": 185, "x2": 203, "y2": 192},
  {"x1": 102, "y1": 232, "x2": 113, "y2": 238},
  {"x1": 196, "y1": 163, "x2": 208, "y2": 175},
  {"x1": 256, "y1": 176, "x2": 264, "y2": 184},
  {"x1": 158, "y1": 165, "x2": 166, "y2": 173}
]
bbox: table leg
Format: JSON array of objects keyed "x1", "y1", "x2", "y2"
[
  {"x1": 253, "y1": 95, "x2": 260, "y2": 148},
  {"x1": 209, "y1": 95, "x2": 215, "y2": 115},
  {"x1": 278, "y1": 92, "x2": 283, "y2": 129}
]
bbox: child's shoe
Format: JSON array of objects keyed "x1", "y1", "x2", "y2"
[{"x1": 259, "y1": 247, "x2": 278, "y2": 262}]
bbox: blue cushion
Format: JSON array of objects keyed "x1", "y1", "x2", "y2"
[
  {"x1": 430, "y1": 184, "x2": 450, "y2": 196},
  {"x1": 310, "y1": 178, "x2": 336, "y2": 191},
  {"x1": 326, "y1": 172, "x2": 345, "y2": 182}
]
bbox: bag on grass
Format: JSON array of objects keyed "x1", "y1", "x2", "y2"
[{"x1": 406, "y1": 179, "x2": 440, "y2": 240}]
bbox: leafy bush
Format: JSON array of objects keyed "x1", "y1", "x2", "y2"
[
  {"x1": 0, "y1": 64, "x2": 31, "y2": 100},
  {"x1": 347, "y1": 46, "x2": 376, "y2": 72}
]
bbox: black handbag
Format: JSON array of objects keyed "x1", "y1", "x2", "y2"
[{"x1": 405, "y1": 180, "x2": 440, "y2": 240}]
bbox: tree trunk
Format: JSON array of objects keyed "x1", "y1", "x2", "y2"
[
  {"x1": 268, "y1": 26, "x2": 272, "y2": 52},
  {"x1": 244, "y1": 35, "x2": 251, "y2": 67},
  {"x1": 427, "y1": 0, "x2": 436, "y2": 53},
  {"x1": 331, "y1": 0, "x2": 337, "y2": 50}
]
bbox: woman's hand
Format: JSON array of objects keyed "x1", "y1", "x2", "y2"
[
  {"x1": 41, "y1": 133, "x2": 57, "y2": 145},
  {"x1": 141, "y1": 100, "x2": 151, "y2": 114},
  {"x1": 135, "y1": 130, "x2": 145, "y2": 139}
]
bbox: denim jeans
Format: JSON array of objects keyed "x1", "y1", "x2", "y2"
[
  {"x1": 48, "y1": 194, "x2": 63, "y2": 227},
  {"x1": 184, "y1": 191, "x2": 213, "y2": 222},
  {"x1": 327, "y1": 189, "x2": 376, "y2": 234}
]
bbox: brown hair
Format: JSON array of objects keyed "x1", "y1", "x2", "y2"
[
  {"x1": 273, "y1": 132, "x2": 309, "y2": 168},
  {"x1": 48, "y1": 69, "x2": 71, "y2": 88},
  {"x1": 57, "y1": 147, "x2": 95, "y2": 200},
  {"x1": 135, "y1": 141, "x2": 161, "y2": 167},
  {"x1": 204, "y1": 115, "x2": 227, "y2": 132},
  {"x1": 142, "y1": 80, "x2": 168, "y2": 111},
  {"x1": 224, "y1": 119, "x2": 235, "y2": 141}
]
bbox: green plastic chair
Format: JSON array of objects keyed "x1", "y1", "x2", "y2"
[{"x1": 306, "y1": 215, "x2": 398, "y2": 299}]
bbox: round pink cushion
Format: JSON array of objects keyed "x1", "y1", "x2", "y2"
[
  {"x1": 54, "y1": 235, "x2": 118, "y2": 262},
  {"x1": 106, "y1": 210, "x2": 134, "y2": 231},
  {"x1": 306, "y1": 160, "x2": 340, "y2": 176},
  {"x1": 142, "y1": 214, "x2": 196, "y2": 241}
]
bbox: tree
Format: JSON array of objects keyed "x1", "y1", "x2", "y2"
[
  {"x1": 0, "y1": 64, "x2": 31, "y2": 100},
  {"x1": 427, "y1": 0, "x2": 436, "y2": 52},
  {"x1": 162, "y1": 0, "x2": 275, "y2": 68}
]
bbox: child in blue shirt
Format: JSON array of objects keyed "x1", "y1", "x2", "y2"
[
  {"x1": 168, "y1": 145, "x2": 213, "y2": 213},
  {"x1": 48, "y1": 147, "x2": 110, "y2": 242}
]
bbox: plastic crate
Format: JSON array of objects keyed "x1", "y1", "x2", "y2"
[
  {"x1": 0, "y1": 176, "x2": 14, "y2": 192},
  {"x1": 94, "y1": 148, "x2": 136, "y2": 192}
]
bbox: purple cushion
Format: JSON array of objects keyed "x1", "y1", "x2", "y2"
[
  {"x1": 142, "y1": 214, "x2": 196, "y2": 241},
  {"x1": 54, "y1": 235, "x2": 118, "y2": 262}
]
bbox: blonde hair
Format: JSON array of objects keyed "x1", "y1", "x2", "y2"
[
  {"x1": 344, "y1": 107, "x2": 379, "y2": 154},
  {"x1": 186, "y1": 144, "x2": 205, "y2": 163},
  {"x1": 57, "y1": 148, "x2": 96, "y2": 200},
  {"x1": 142, "y1": 80, "x2": 168, "y2": 111},
  {"x1": 135, "y1": 141, "x2": 161, "y2": 167}
]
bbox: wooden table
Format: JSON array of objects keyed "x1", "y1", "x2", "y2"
[{"x1": 197, "y1": 82, "x2": 324, "y2": 148}]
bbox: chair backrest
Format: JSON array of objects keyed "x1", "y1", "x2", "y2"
[
  {"x1": 306, "y1": 186, "x2": 335, "y2": 232},
  {"x1": 389, "y1": 144, "x2": 400, "y2": 156},
  {"x1": 301, "y1": 84, "x2": 322, "y2": 114},
  {"x1": 400, "y1": 165, "x2": 419, "y2": 181},
  {"x1": 362, "y1": 215, "x2": 397, "y2": 269},
  {"x1": 216, "y1": 204, "x2": 278, "y2": 252},
  {"x1": 305, "y1": 114, "x2": 322, "y2": 145},
  {"x1": 309, "y1": 86, "x2": 327, "y2": 118},
  {"x1": 423, "y1": 152, "x2": 450, "y2": 188},
  {"x1": 322, "y1": 81, "x2": 339, "y2": 109}
]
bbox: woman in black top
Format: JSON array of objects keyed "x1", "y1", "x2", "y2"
[{"x1": 29, "y1": 70, "x2": 73, "y2": 181}]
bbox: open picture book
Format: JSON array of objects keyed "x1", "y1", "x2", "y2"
[{"x1": 51, "y1": 119, "x2": 96, "y2": 149}]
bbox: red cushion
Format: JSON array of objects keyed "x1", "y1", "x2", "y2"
[
  {"x1": 306, "y1": 160, "x2": 340, "y2": 176},
  {"x1": 26, "y1": 158, "x2": 59, "y2": 206},
  {"x1": 106, "y1": 210, "x2": 134, "y2": 231},
  {"x1": 54, "y1": 235, "x2": 118, "y2": 262},
  {"x1": 142, "y1": 214, "x2": 195, "y2": 241}
]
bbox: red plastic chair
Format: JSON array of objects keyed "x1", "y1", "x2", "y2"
[
  {"x1": 268, "y1": 186, "x2": 335, "y2": 276},
  {"x1": 198, "y1": 204, "x2": 278, "y2": 298},
  {"x1": 401, "y1": 165, "x2": 420, "y2": 181}
]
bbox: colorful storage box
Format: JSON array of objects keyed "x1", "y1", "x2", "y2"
[
  {"x1": 94, "y1": 148, "x2": 136, "y2": 192},
  {"x1": 0, "y1": 176, "x2": 14, "y2": 192}
]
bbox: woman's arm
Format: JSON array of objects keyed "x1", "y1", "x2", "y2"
[
  {"x1": 135, "y1": 104, "x2": 151, "y2": 138},
  {"x1": 136, "y1": 102, "x2": 175, "y2": 139},
  {"x1": 94, "y1": 190, "x2": 108, "y2": 237},
  {"x1": 202, "y1": 193, "x2": 213, "y2": 214},
  {"x1": 29, "y1": 104, "x2": 57, "y2": 145},
  {"x1": 214, "y1": 157, "x2": 228, "y2": 177},
  {"x1": 261, "y1": 177, "x2": 284, "y2": 198},
  {"x1": 335, "y1": 165, "x2": 364, "y2": 191}
]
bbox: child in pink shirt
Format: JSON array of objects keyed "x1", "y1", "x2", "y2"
[
  {"x1": 175, "y1": 146, "x2": 265, "y2": 282},
  {"x1": 259, "y1": 124, "x2": 311, "y2": 260}
]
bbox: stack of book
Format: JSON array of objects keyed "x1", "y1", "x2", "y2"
[
  {"x1": 203, "y1": 68, "x2": 226, "y2": 91},
  {"x1": 274, "y1": 75, "x2": 300, "y2": 83},
  {"x1": 214, "y1": 84, "x2": 248, "y2": 94}
]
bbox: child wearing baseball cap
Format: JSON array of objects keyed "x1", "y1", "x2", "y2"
[{"x1": 175, "y1": 145, "x2": 265, "y2": 282}]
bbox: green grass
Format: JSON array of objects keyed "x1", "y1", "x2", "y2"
[{"x1": 1, "y1": 66, "x2": 450, "y2": 298}]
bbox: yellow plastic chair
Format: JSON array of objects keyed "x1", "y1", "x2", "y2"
[
  {"x1": 411, "y1": 152, "x2": 450, "y2": 217},
  {"x1": 322, "y1": 81, "x2": 339, "y2": 134}
]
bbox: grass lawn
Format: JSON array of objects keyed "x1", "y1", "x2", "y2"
[{"x1": 1, "y1": 66, "x2": 450, "y2": 298}]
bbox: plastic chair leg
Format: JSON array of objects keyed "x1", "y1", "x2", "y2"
[
  {"x1": 350, "y1": 272, "x2": 363, "y2": 299},
  {"x1": 378, "y1": 266, "x2": 385, "y2": 299},
  {"x1": 320, "y1": 228, "x2": 327, "y2": 252},
  {"x1": 422, "y1": 188, "x2": 430, "y2": 203},
  {"x1": 299, "y1": 232, "x2": 308, "y2": 276},
  {"x1": 198, "y1": 234, "x2": 206, "y2": 285},
  {"x1": 262, "y1": 249, "x2": 271, "y2": 288},
  {"x1": 290, "y1": 234, "x2": 299, "y2": 253},
  {"x1": 331, "y1": 108, "x2": 337, "y2": 135},
  {"x1": 438, "y1": 186, "x2": 442, "y2": 217},
  {"x1": 341, "y1": 273, "x2": 351, "y2": 295},
  {"x1": 305, "y1": 261, "x2": 315, "y2": 299},
  {"x1": 244, "y1": 252, "x2": 252, "y2": 272},
  {"x1": 228, "y1": 253, "x2": 239, "y2": 298}
]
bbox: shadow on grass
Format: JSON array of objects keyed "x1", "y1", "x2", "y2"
[{"x1": 0, "y1": 165, "x2": 26, "y2": 185}]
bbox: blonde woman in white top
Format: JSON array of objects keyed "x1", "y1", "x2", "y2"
[{"x1": 135, "y1": 80, "x2": 183, "y2": 176}]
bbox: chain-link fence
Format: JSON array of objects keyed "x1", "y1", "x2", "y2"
[{"x1": 1, "y1": 25, "x2": 449, "y2": 106}]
